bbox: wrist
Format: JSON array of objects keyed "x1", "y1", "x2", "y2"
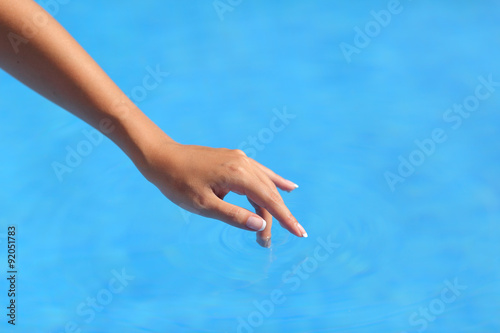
[{"x1": 104, "y1": 101, "x2": 177, "y2": 173}]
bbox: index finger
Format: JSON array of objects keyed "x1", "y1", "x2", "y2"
[{"x1": 242, "y1": 174, "x2": 307, "y2": 238}]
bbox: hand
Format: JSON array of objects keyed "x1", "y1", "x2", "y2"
[
  {"x1": 139, "y1": 141, "x2": 307, "y2": 247},
  {"x1": 0, "y1": 0, "x2": 306, "y2": 248}
]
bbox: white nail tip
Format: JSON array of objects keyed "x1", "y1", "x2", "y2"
[
  {"x1": 258, "y1": 219, "x2": 267, "y2": 231},
  {"x1": 246, "y1": 216, "x2": 266, "y2": 231}
]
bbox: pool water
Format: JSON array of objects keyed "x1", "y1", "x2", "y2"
[{"x1": 1, "y1": 0, "x2": 499, "y2": 332}]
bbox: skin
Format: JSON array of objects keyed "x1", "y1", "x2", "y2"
[{"x1": 0, "y1": 0, "x2": 307, "y2": 247}]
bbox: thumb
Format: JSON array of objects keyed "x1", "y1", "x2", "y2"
[{"x1": 208, "y1": 196, "x2": 267, "y2": 232}]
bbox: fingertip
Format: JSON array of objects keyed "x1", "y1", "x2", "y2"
[
  {"x1": 286, "y1": 183, "x2": 299, "y2": 193},
  {"x1": 257, "y1": 236, "x2": 271, "y2": 248},
  {"x1": 297, "y1": 223, "x2": 308, "y2": 238}
]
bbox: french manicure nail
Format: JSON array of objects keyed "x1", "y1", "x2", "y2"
[
  {"x1": 246, "y1": 216, "x2": 266, "y2": 231},
  {"x1": 297, "y1": 223, "x2": 308, "y2": 238},
  {"x1": 286, "y1": 180, "x2": 299, "y2": 192}
]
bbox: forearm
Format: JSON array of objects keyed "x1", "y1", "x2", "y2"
[
  {"x1": 0, "y1": 0, "x2": 306, "y2": 243},
  {"x1": 0, "y1": 0, "x2": 173, "y2": 168}
]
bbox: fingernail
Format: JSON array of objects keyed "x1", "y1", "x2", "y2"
[
  {"x1": 246, "y1": 216, "x2": 266, "y2": 231},
  {"x1": 257, "y1": 236, "x2": 271, "y2": 248},
  {"x1": 286, "y1": 180, "x2": 299, "y2": 192},
  {"x1": 297, "y1": 223, "x2": 308, "y2": 238}
]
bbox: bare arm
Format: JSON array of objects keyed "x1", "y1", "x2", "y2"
[
  {"x1": 0, "y1": 0, "x2": 307, "y2": 246},
  {"x1": 0, "y1": 0, "x2": 163, "y2": 165}
]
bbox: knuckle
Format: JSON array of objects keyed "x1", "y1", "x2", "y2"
[
  {"x1": 231, "y1": 150, "x2": 250, "y2": 166},
  {"x1": 232, "y1": 149, "x2": 247, "y2": 157},
  {"x1": 226, "y1": 161, "x2": 247, "y2": 177},
  {"x1": 220, "y1": 150, "x2": 251, "y2": 176}
]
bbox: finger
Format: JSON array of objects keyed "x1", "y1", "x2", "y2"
[
  {"x1": 247, "y1": 169, "x2": 275, "y2": 246},
  {"x1": 251, "y1": 159, "x2": 299, "y2": 192},
  {"x1": 217, "y1": 165, "x2": 307, "y2": 238},
  {"x1": 242, "y1": 175, "x2": 307, "y2": 238},
  {"x1": 249, "y1": 198, "x2": 272, "y2": 248},
  {"x1": 205, "y1": 195, "x2": 267, "y2": 232}
]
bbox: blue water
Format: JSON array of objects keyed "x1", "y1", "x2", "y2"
[{"x1": 1, "y1": 0, "x2": 499, "y2": 332}]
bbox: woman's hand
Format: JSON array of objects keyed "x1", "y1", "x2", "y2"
[
  {"x1": 139, "y1": 141, "x2": 307, "y2": 247},
  {"x1": 0, "y1": 0, "x2": 306, "y2": 247}
]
